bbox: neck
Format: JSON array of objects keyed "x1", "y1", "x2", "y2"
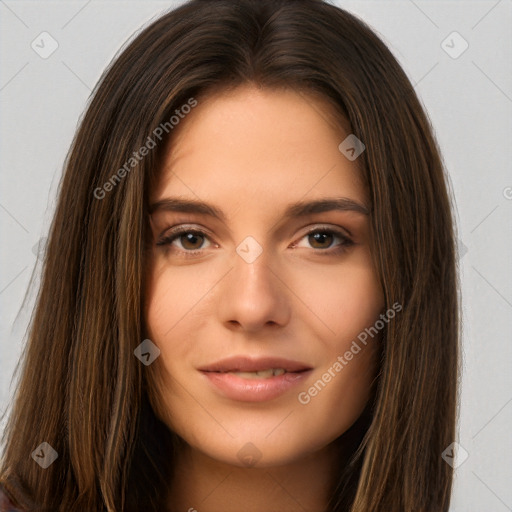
[
  {"x1": 167, "y1": 439, "x2": 345, "y2": 512},
  {"x1": 163, "y1": 401, "x2": 373, "y2": 512}
]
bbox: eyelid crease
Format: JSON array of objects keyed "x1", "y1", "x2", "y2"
[{"x1": 155, "y1": 222, "x2": 352, "y2": 242}]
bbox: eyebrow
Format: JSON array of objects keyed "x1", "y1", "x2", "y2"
[{"x1": 149, "y1": 196, "x2": 370, "y2": 221}]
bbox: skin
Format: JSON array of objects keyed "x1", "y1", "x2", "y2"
[{"x1": 144, "y1": 84, "x2": 385, "y2": 512}]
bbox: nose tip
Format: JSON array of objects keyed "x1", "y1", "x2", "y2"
[{"x1": 218, "y1": 239, "x2": 291, "y2": 332}]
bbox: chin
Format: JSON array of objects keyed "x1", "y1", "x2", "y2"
[{"x1": 174, "y1": 420, "x2": 339, "y2": 469}]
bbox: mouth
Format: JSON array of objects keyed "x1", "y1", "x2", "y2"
[
  {"x1": 198, "y1": 356, "x2": 313, "y2": 402},
  {"x1": 217, "y1": 368, "x2": 291, "y2": 379},
  {"x1": 198, "y1": 356, "x2": 312, "y2": 374}
]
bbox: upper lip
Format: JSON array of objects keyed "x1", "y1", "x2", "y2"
[{"x1": 198, "y1": 356, "x2": 312, "y2": 373}]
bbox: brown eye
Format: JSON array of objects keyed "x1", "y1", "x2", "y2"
[
  {"x1": 179, "y1": 232, "x2": 206, "y2": 250},
  {"x1": 294, "y1": 227, "x2": 354, "y2": 255},
  {"x1": 156, "y1": 228, "x2": 212, "y2": 255},
  {"x1": 308, "y1": 232, "x2": 335, "y2": 249}
]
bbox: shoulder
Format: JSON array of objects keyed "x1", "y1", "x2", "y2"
[{"x1": 0, "y1": 483, "x2": 24, "y2": 512}]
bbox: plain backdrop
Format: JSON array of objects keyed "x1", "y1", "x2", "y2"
[{"x1": 1, "y1": 1, "x2": 511, "y2": 510}]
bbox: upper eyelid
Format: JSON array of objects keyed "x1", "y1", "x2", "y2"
[{"x1": 151, "y1": 208, "x2": 361, "y2": 236}]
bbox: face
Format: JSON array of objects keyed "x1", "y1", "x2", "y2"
[{"x1": 144, "y1": 84, "x2": 384, "y2": 468}]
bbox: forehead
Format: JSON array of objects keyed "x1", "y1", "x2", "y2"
[{"x1": 151, "y1": 84, "x2": 366, "y2": 209}]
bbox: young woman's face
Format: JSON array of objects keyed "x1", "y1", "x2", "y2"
[{"x1": 144, "y1": 84, "x2": 384, "y2": 468}]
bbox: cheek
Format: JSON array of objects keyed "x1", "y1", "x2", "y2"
[
  {"x1": 143, "y1": 265, "x2": 212, "y2": 428},
  {"x1": 292, "y1": 343, "x2": 378, "y2": 455},
  {"x1": 144, "y1": 261, "x2": 217, "y2": 350},
  {"x1": 290, "y1": 254, "x2": 384, "y2": 345},
  {"x1": 143, "y1": 262, "x2": 223, "y2": 424}
]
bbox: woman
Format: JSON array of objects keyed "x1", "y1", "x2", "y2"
[{"x1": 0, "y1": 0, "x2": 460, "y2": 510}]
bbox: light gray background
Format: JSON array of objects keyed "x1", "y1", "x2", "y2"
[{"x1": 1, "y1": 1, "x2": 511, "y2": 510}]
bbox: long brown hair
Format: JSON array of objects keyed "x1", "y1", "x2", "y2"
[{"x1": 0, "y1": 0, "x2": 460, "y2": 510}]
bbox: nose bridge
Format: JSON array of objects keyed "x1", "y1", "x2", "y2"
[
  {"x1": 232, "y1": 234, "x2": 277, "y2": 296},
  {"x1": 235, "y1": 234, "x2": 266, "y2": 266},
  {"x1": 217, "y1": 233, "x2": 290, "y2": 331}
]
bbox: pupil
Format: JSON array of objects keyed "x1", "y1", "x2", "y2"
[
  {"x1": 310, "y1": 232, "x2": 332, "y2": 248},
  {"x1": 183, "y1": 233, "x2": 202, "y2": 249}
]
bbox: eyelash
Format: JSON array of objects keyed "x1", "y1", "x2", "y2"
[{"x1": 156, "y1": 225, "x2": 354, "y2": 258}]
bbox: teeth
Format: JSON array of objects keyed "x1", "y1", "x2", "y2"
[{"x1": 229, "y1": 368, "x2": 287, "y2": 379}]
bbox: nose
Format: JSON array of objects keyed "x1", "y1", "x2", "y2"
[{"x1": 217, "y1": 243, "x2": 291, "y2": 333}]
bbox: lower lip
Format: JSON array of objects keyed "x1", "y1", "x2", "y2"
[{"x1": 201, "y1": 370, "x2": 312, "y2": 402}]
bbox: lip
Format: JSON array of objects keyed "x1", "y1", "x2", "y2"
[
  {"x1": 198, "y1": 356, "x2": 312, "y2": 373},
  {"x1": 198, "y1": 356, "x2": 313, "y2": 402}
]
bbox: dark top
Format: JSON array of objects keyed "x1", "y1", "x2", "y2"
[{"x1": 0, "y1": 483, "x2": 24, "y2": 512}]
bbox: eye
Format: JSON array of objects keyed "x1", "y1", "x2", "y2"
[
  {"x1": 156, "y1": 226, "x2": 212, "y2": 256},
  {"x1": 155, "y1": 224, "x2": 354, "y2": 258},
  {"x1": 292, "y1": 226, "x2": 354, "y2": 254}
]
